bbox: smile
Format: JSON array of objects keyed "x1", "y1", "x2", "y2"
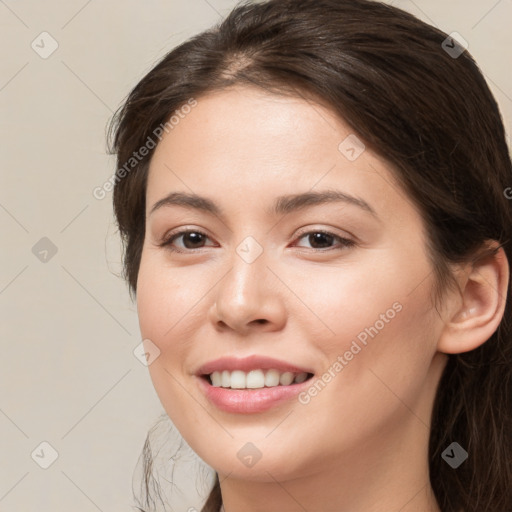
[{"x1": 196, "y1": 372, "x2": 315, "y2": 414}]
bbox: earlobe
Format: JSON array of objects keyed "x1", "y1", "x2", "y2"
[{"x1": 437, "y1": 243, "x2": 509, "y2": 355}]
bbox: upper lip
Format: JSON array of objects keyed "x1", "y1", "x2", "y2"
[{"x1": 196, "y1": 355, "x2": 314, "y2": 376}]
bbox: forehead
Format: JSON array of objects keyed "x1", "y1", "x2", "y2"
[
  {"x1": 150, "y1": 86, "x2": 351, "y2": 173},
  {"x1": 145, "y1": 86, "x2": 419, "y2": 227}
]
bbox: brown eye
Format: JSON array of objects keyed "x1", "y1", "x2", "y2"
[
  {"x1": 159, "y1": 230, "x2": 213, "y2": 253},
  {"x1": 294, "y1": 230, "x2": 356, "y2": 251},
  {"x1": 305, "y1": 232, "x2": 335, "y2": 249}
]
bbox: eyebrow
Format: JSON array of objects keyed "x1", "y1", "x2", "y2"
[{"x1": 149, "y1": 190, "x2": 378, "y2": 219}]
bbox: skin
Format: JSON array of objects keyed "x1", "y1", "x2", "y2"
[{"x1": 136, "y1": 85, "x2": 509, "y2": 512}]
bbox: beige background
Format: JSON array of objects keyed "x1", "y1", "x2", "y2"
[{"x1": 0, "y1": 0, "x2": 511, "y2": 511}]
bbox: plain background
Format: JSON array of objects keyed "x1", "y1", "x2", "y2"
[{"x1": 1, "y1": 0, "x2": 511, "y2": 510}]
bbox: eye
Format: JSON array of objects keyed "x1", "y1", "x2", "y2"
[
  {"x1": 293, "y1": 229, "x2": 356, "y2": 251},
  {"x1": 158, "y1": 228, "x2": 356, "y2": 253},
  {"x1": 158, "y1": 229, "x2": 215, "y2": 253}
]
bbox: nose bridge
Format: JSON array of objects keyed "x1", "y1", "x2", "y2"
[
  {"x1": 212, "y1": 236, "x2": 282, "y2": 331},
  {"x1": 221, "y1": 240, "x2": 268, "y2": 309}
]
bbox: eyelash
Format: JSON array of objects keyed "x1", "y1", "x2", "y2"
[{"x1": 158, "y1": 228, "x2": 356, "y2": 254}]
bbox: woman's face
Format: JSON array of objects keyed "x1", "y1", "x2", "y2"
[{"x1": 137, "y1": 85, "x2": 448, "y2": 482}]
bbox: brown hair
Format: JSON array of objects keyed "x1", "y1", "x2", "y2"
[{"x1": 107, "y1": 0, "x2": 512, "y2": 510}]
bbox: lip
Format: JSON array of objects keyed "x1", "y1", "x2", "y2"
[
  {"x1": 195, "y1": 373, "x2": 314, "y2": 414},
  {"x1": 195, "y1": 355, "x2": 314, "y2": 376}
]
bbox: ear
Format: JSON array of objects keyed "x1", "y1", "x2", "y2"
[{"x1": 437, "y1": 242, "x2": 509, "y2": 354}]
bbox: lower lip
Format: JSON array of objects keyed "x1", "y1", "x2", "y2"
[{"x1": 196, "y1": 375, "x2": 313, "y2": 414}]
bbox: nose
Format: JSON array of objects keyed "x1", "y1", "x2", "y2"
[{"x1": 208, "y1": 250, "x2": 286, "y2": 335}]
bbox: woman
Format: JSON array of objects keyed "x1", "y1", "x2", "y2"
[{"x1": 107, "y1": 0, "x2": 512, "y2": 510}]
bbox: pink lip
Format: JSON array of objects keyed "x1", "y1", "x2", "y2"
[
  {"x1": 195, "y1": 373, "x2": 314, "y2": 414},
  {"x1": 195, "y1": 355, "x2": 313, "y2": 376}
]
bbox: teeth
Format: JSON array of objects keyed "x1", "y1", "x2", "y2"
[
  {"x1": 265, "y1": 369, "x2": 280, "y2": 387},
  {"x1": 208, "y1": 369, "x2": 310, "y2": 389},
  {"x1": 247, "y1": 369, "x2": 265, "y2": 388},
  {"x1": 231, "y1": 370, "x2": 247, "y2": 389},
  {"x1": 294, "y1": 372, "x2": 308, "y2": 383},
  {"x1": 279, "y1": 372, "x2": 294, "y2": 386}
]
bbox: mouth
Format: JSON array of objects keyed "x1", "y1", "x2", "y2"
[
  {"x1": 194, "y1": 355, "x2": 316, "y2": 412},
  {"x1": 196, "y1": 369, "x2": 316, "y2": 414}
]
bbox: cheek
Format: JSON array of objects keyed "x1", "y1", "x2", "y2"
[
  {"x1": 136, "y1": 251, "x2": 207, "y2": 340},
  {"x1": 282, "y1": 254, "x2": 417, "y2": 349},
  {"x1": 292, "y1": 248, "x2": 437, "y2": 387},
  {"x1": 136, "y1": 257, "x2": 186, "y2": 396},
  {"x1": 136, "y1": 259, "x2": 207, "y2": 425},
  {"x1": 316, "y1": 275, "x2": 437, "y2": 420},
  {"x1": 290, "y1": 283, "x2": 437, "y2": 458}
]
